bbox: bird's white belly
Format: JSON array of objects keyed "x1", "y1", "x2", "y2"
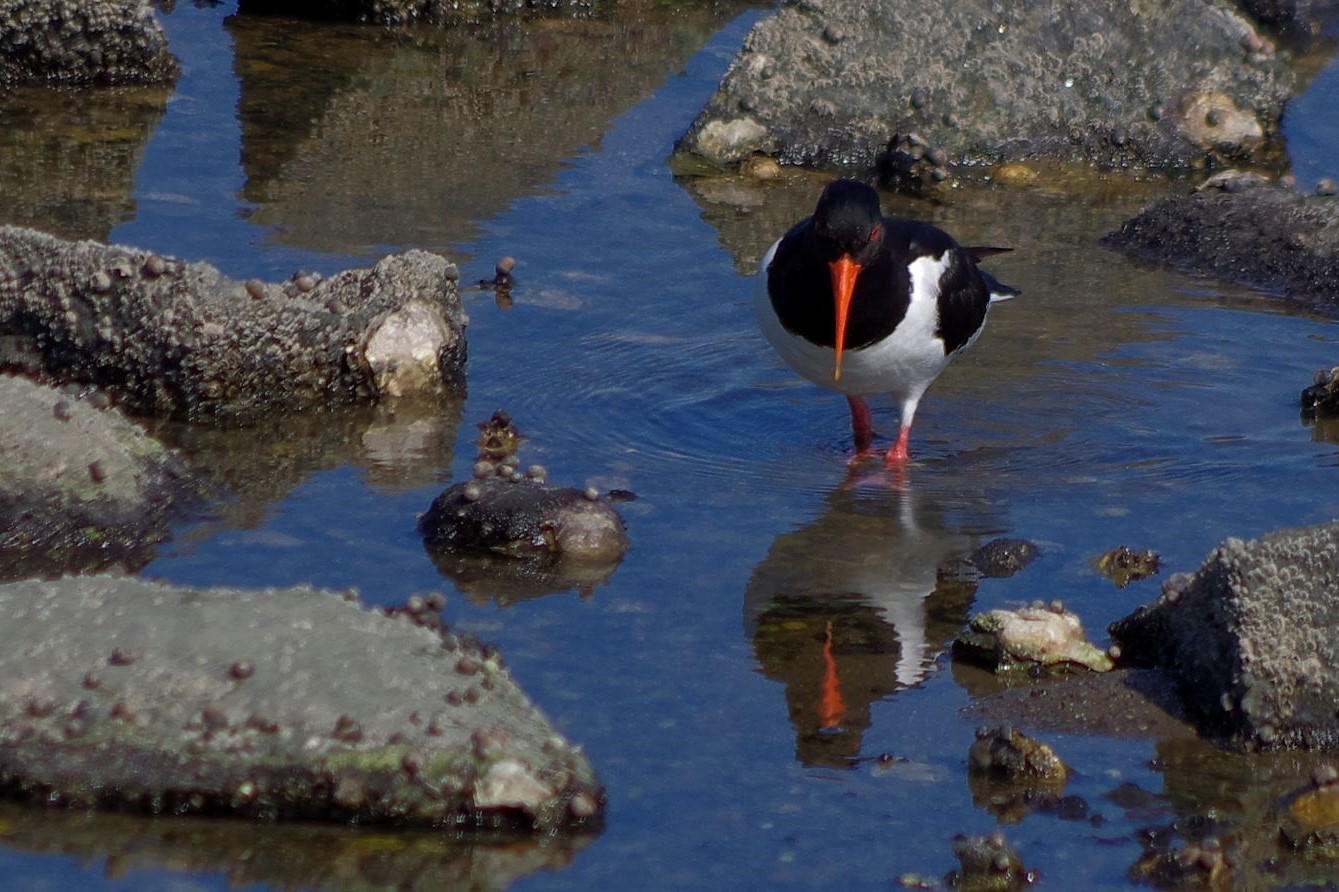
[{"x1": 755, "y1": 247, "x2": 958, "y2": 399}]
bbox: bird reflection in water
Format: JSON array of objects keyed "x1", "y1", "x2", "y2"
[{"x1": 744, "y1": 479, "x2": 988, "y2": 768}]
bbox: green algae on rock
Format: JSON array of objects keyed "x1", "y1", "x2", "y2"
[{"x1": 0, "y1": 576, "x2": 603, "y2": 832}]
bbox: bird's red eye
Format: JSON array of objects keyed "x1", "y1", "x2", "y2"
[{"x1": 869, "y1": 224, "x2": 883, "y2": 243}]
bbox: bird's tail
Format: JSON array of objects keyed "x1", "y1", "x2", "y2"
[{"x1": 965, "y1": 246, "x2": 1021, "y2": 303}]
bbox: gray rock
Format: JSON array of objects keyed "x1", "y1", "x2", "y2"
[
  {"x1": 0, "y1": 226, "x2": 467, "y2": 422},
  {"x1": 677, "y1": 0, "x2": 1292, "y2": 176},
  {"x1": 0, "y1": 575, "x2": 604, "y2": 831},
  {"x1": 1105, "y1": 181, "x2": 1339, "y2": 314},
  {"x1": 0, "y1": 375, "x2": 204, "y2": 579},
  {"x1": 0, "y1": 0, "x2": 178, "y2": 88},
  {"x1": 1110, "y1": 521, "x2": 1339, "y2": 749}
]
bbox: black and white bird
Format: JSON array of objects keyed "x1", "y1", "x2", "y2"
[{"x1": 755, "y1": 179, "x2": 1018, "y2": 466}]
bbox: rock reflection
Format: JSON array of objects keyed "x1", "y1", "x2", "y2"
[
  {"x1": 150, "y1": 393, "x2": 463, "y2": 529},
  {"x1": 0, "y1": 801, "x2": 592, "y2": 891},
  {"x1": 0, "y1": 85, "x2": 169, "y2": 240},
  {"x1": 227, "y1": 4, "x2": 748, "y2": 256},
  {"x1": 744, "y1": 480, "x2": 983, "y2": 769}
]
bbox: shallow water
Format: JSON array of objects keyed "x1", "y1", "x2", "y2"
[{"x1": 3, "y1": 2, "x2": 1339, "y2": 889}]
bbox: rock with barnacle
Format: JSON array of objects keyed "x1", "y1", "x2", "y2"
[
  {"x1": 1110, "y1": 521, "x2": 1339, "y2": 749},
  {"x1": 419, "y1": 413, "x2": 629, "y2": 599},
  {"x1": 0, "y1": 575, "x2": 603, "y2": 832},
  {"x1": 0, "y1": 374, "x2": 208, "y2": 580},
  {"x1": 0, "y1": 226, "x2": 466, "y2": 422},
  {"x1": 0, "y1": 0, "x2": 179, "y2": 88},
  {"x1": 954, "y1": 603, "x2": 1114, "y2": 674}
]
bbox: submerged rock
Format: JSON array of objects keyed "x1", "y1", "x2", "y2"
[
  {"x1": 968, "y1": 726, "x2": 1069, "y2": 785},
  {"x1": 967, "y1": 538, "x2": 1041, "y2": 579},
  {"x1": 1110, "y1": 521, "x2": 1339, "y2": 749},
  {"x1": 1095, "y1": 546, "x2": 1161, "y2": 589},
  {"x1": 1279, "y1": 764, "x2": 1339, "y2": 856},
  {"x1": 1105, "y1": 182, "x2": 1339, "y2": 315},
  {"x1": 0, "y1": 575, "x2": 603, "y2": 832},
  {"x1": 0, "y1": 226, "x2": 467, "y2": 422},
  {"x1": 678, "y1": 0, "x2": 1291, "y2": 177},
  {"x1": 947, "y1": 831, "x2": 1034, "y2": 891},
  {"x1": 955, "y1": 603, "x2": 1114, "y2": 674},
  {"x1": 0, "y1": 375, "x2": 205, "y2": 579},
  {"x1": 0, "y1": 0, "x2": 178, "y2": 88}
]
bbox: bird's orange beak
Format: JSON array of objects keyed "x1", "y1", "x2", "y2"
[{"x1": 828, "y1": 254, "x2": 862, "y2": 381}]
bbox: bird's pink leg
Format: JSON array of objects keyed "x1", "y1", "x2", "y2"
[
  {"x1": 846, "y1": 395, "x2": 875, "y2": 455},
  {"x1": 885, "y1": 426, "x2": 912, "y2": 466}
]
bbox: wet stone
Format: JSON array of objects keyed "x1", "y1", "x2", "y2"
[
  {"x1": 955, "y1": 604, "x2": 1114, "y2": 674},
  {"x1": 968, "y1": 538, "x2": 1041, "y2": 578},
  {"x1": 1095, "y1": 546, "x2": 1161, "y2": 588}
]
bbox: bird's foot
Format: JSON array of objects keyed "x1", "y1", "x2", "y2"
[{"x1": 884, "y1": 430, "x2": 912, "y2": 467}]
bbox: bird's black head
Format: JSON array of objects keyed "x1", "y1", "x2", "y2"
[{"x1": 812, "y1": 179, "x2": 884, "y2": 261}]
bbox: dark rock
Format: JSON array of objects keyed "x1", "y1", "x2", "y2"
[
  {"x1": 1301, "y1": 365, "x2": 1339, "y2": 417},
  {"x1": 967, "y1": 538, "x2": 1040, "y2": 578},
  {"x1": 1104, "y1": 182, "x2": 1339, "y2": 315},
  {"x1": 678, "y1": 0, "x2": 1291, "y2": 177},
  {"x1": 0, "y1": 375, "x2": 205, "y2": 579},
  {"x1": 0, "y1": 226, "x2": 466, "y2": 422},
  {"x1": 419, "y1": 475, "x2": 629, "y2": 563},
  {"x1": 1110, "y1": 521, "x2": 1339, "y2": 749},
  {"x1": 0, "y1": 0, "x2": 179, "y2": 88},
  {"x1": 0, "y1": 575, "x2": 604, "y2": 832}
]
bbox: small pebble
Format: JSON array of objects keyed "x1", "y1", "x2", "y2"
[
  {"x1": 245, "y1": 279, "x2": 266, "y2": 300},
  {"x1": 87, "y1": 460, "x2": 107, "y2": 483},
  {"x1": 472, "y1": 460, "x2": 494, "y2": 479},
  {"x1": 1316, "y1": 178, "x2": 1337, "y2": 197},
  {"x1": 143, "y1": 255, "x2": 167, "y2": 277},
  {"x1": 462, "y1": 483, "x2": 482, "y2": 502},
  {"x1": 583, "y1": 486, "x2": 600, "y2": 501},
  {"x1": 228, "y1": 659, "x2": 255, "y2": 680},
  {"x1": 52, "y1": 401, "x2": 72, "y2": 422}
]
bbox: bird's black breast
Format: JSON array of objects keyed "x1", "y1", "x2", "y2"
[
  {"x1": 765, "y1": 218, "x2": 911, "y2": 350},
  {"x1": 766, "y1": 217, "x2": 992, "y2": 354}
]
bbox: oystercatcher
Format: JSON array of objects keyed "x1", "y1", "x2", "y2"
[{"x1": 756, "y1": 179, "x2": 1018, "y2": 465}]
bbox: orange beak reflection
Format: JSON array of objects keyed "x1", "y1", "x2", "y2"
[{"x1": 828, "y1": 254, "x2": 862, "y2": 381}]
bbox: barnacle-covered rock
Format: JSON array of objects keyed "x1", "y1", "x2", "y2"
[
  {"x1": 0, "y1": 575, "x2": 603, "y2": 832},
  {"x1": 1110, "y1": 521, "x2": 1339, "y2": 749},
  {"x1": 955, "y1": 603, "x2": 1113, "y2": 674},
  {"x1": 0, "y1": 375, "x2": 205, "y2": 578},
  {"x1": 0, "y1": 0, "x2": 178, "y2": 88},
  {"x1": 0, "y1": 226, "x2": 466, "y2": 422}
]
